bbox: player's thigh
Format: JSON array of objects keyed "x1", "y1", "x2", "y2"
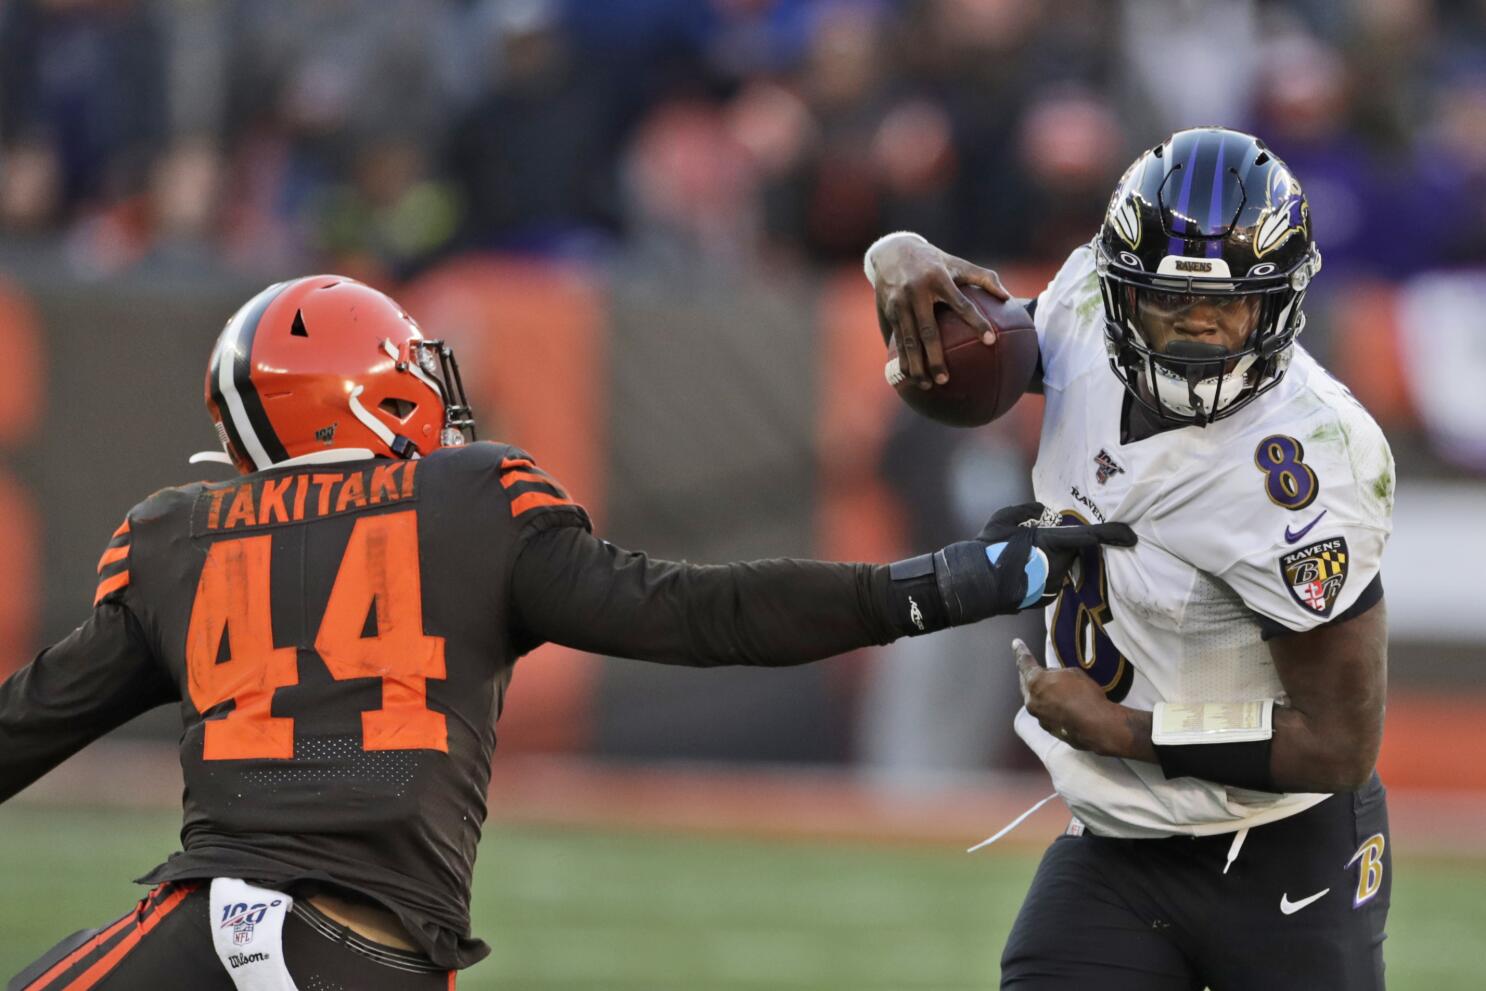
[
  {"x1": 281, "y1": 901, "x2": 454, "y2": 989},
  {"x1": 8, "y1": 883, "x2": 231, "y2": 991},
  {"x1": 1000, "y1": 834, "x2": 1203, "y2": 991},
  {"x1": 1202, "y1": 779, "x2": 1390, "y2": 991}
]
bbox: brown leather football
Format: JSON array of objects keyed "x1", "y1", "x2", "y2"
[{"x1": 886, "y1": 288, "x2": 1039, "y2": 427}]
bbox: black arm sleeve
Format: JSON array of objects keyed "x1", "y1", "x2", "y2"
[
  {"x1": 0, "y1": 603, "x2": 175, "y2": 803},
  {"x1": 510, "y1": 526, "x2": 900, "y2": 666}
]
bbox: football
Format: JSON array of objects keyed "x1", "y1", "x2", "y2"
[{"x1": 885, "y1": 288, "x2": 1039, "y2": 427}]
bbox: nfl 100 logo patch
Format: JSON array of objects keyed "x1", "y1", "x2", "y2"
[
  {"x1": 1093, "y1": 449, "x2": 1124, "y2": 485},
  {"x1": 1279, "y1": 536, "x2": 1349, "y2": 617},
  {"x1": 220, "y1": 900, "x2": 280, "y2": 945}
]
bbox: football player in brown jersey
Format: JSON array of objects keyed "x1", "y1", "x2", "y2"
[{"x1": 1, "y1": 276, "x2": 1132, "y2": 989}]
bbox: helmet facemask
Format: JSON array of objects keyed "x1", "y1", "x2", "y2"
[
  {"x1": 405, "y1": 339, "x2": 477, "y2": 449},
  {"x1": 1098, "y1": 249, "x2": 1318, "y2": 425}
]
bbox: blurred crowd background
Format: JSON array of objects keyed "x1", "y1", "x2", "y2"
[
  {"x1": 0, "y1": 0, "x2": 1483, "y2": 784},
  {"x1": 2, "y1": 0, "x2": 1485, "y2": 282},
  {"x1": 5, "y1": 0, "x2": 1486, "y2": 467}
]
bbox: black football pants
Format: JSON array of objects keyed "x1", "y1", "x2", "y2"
[
  {"x1": 1000, "y1": 774, "x2": 1390, "y2": 990},
  {"x1": 9, "y1": 883, "x2": 455, "y2": 990}
]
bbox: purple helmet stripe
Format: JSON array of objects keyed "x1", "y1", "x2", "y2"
[
  {"x1": 1166, "y1": 139, "x2": 1201, "y2": 256},
  {"x1": 1204, "y1": 137, "x2": 1227, "y2": 257}
]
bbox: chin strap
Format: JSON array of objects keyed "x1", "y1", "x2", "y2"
[{"x1": 348, "y1": 384, "x2": 420, "y2": 459}]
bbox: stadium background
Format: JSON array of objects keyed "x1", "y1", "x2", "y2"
[{"x1": 2, "y1": 0, "x2": 1485, "y2": 987}]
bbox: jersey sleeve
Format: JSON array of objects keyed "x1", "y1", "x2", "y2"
[
  {"x1": 0, "y1": 517, "x2": 175, "y2": 803},
  {"x1": 1174, "y1": 391, "x2": 1395, "y2": 637},
  {"x1": 1033, "y1": 241, "x2": 1104, "y2": 392},
  {"x1": 509, "y1": 525, "x2": 897, "y2": 665}
]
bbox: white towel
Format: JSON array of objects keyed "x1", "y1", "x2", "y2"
[{"x1": 209, "y1": 878, "x2": 299, "y2": 991}]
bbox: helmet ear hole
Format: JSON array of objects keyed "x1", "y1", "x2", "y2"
[{"x1": 378, "y1": 397, "x2": 418, "y2": 421}]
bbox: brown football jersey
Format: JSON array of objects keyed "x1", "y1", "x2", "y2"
[
  {"x1": 117, "y1": 443, "x2": 586, "y2": 965},
  {"x1": 1, "y1": 441, "x2": 903, "y2": 967}
]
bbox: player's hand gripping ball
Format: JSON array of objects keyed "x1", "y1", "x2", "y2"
[{"x1": 885, "y1": 287, "x2": 1039, "y2": 427}]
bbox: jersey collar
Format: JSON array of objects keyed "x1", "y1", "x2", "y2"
[{"x1": 189, "y1": 448, "x2": 379, "y2": 468}]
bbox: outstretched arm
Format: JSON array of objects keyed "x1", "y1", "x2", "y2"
[
  {"x1": 510, "y1": 508, "x2": 1134, "y2": 668},
  {"x1": 511, "y1": 527, "x2": 898, "y2": 667},
  {"x1": 0, "y1": 603, "x2": 175, "y2": 803}
]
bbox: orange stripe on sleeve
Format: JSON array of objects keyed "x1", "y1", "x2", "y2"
[
  {"x1": 94, "y1": 571, "x2": 129, "y2": 605},
  {"x1": 500, "y1": 457, "x2": 537, "y2": 471},
  {"x1": 500, "y1": 469, "x2": 566, "y2": 493},
  {"x1": 62, "y1": 885, "x2": 193, "y2": 991},
  {"x1": 509, "y1": 491, "x2": 576, "y2": 517},
  {"x1": 96, "y1": 544, "x2": 129, "y2": 573},
  {"x1": 111, "y1": 519, "x2": 131, "y2": 540}
]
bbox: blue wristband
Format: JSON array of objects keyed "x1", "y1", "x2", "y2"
[{"x1": 985, "y1": 542, "x2": 1050, "y2": 610}]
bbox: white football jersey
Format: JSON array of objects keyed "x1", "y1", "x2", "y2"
[{"x1": 1019, "y1": 243, "x2": 1395, "y2": 839}]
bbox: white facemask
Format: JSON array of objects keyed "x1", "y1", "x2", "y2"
[{"x1": 1147, "y1": 352, "x2": 1259, "y2": 418}]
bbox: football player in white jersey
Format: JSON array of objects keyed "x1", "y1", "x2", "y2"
[{"x1": 865, "y1": 127, "x2": 1393, "y2": 989}]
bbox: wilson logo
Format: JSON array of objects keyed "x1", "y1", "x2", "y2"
[{"x1": 228, "y1": 952, "x2": 268, "y2": 968}]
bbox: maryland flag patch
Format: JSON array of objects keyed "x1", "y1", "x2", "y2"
[{"x1": 1280, "y1": 536, "x2": 1349, "y2": 617}]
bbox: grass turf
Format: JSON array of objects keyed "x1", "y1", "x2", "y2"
[{"x1": 1, "y1": 805, "x2": 1481, "y2": 990}]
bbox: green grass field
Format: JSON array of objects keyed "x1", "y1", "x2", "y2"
[{"x1": 2, "y1": 805, "x2": 1482, "y2": 990}]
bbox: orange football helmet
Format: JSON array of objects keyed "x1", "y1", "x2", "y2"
[{"x1": 199, "y1": 276, "x2": 474, "y2": 473}]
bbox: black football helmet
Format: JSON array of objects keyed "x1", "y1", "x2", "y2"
[{"x1": 1096, "y1": 127, "x2": 1322, "y2": 425}]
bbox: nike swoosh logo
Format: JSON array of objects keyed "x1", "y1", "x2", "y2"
[
  {"x1": 1284, "y1": 509, "x2": 1327, "y2": 544},
  {"x1": 1279, "y1": 888, "x2": 1331, "y2": 915}
]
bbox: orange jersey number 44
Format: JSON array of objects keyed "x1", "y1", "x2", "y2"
[{"x1": 184, "y1": 509, "x2": 447, "y2": 760}]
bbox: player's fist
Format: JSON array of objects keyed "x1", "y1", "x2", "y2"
[
  {"x1": 865, "y1": 232, "x2": 1009, "y2": 389},
  {"x1": 1013, "y1": 638, "x2": 1121, "y2": 753},
  {"x1": 885, "y1": 502, "x2": 1136, "y2": 637},
  {"x1": 915, "y1": 503, "x2": 1137, "y2": 626},
  {"x1": 979, "y1": 502, "x2": 1137, "y2": 606}
]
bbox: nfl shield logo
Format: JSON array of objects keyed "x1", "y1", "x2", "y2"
[
  {"x1": 1094, "y1": 450, "x2": 1124, "y2": 485},
  {"x1": 1280, "y1": 537, "x2": 1349, "y2": 617},
  {"x1": 221, "y1": 900, "x2": 268, "y2": 947}
]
